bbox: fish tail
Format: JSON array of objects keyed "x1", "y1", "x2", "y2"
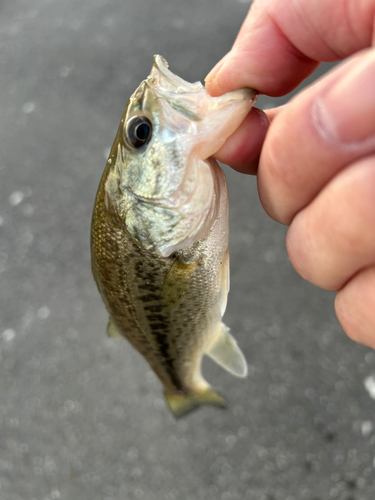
[{"x1": 164, "y1": 387, "x2": 226, "y2": 418}]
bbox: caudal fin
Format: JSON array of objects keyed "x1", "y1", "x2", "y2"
[{"x1": 164, "y1": 387, "x2": 226, "y2": 418}]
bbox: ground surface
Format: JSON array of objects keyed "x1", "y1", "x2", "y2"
[{"x1": 1, "y1": 1, "x2": 375, "y2": 499}]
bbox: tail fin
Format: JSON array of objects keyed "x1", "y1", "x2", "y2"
[{"x1": 164, "y1": 387, "x2": 226, "y2": 418}]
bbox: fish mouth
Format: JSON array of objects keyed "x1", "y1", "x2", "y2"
[
  {"x1": 126, "y1": 55, "x2": 257, "y2": 163},
  {"x1": 144, "y1": 55, "x2": 258, "y2": 159},
  {"x1": 147, "y1": 55, "x2": 204, "y2": 95}
]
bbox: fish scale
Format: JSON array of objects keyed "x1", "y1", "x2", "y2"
[
  {"x1": 91, "y1": 55, "x2": 256, "y2": 417},
  {"x1": 92, "y1": 162, "x2": 223, "y2": 392}
]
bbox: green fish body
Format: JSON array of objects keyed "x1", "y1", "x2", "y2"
[{"x1": 91, "y1": 56, "x2": 257, "y2": 417}]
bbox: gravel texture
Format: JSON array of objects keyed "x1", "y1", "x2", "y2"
[{"x1": 1, "y1": 1, "x2": 375, "y2": 499}]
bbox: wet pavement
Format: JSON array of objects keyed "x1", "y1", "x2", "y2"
[{"x1": 1, "y1": 1, "x2": 375, "y2": 499}]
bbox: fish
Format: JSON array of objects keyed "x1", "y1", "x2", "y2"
[{"x1": 91, "y1": 55, "x2": 257, "y2": 417}]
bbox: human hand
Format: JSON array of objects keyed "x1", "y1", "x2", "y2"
[{"x1": 205, "y1": 0, "x2": 375, "y2": 346}]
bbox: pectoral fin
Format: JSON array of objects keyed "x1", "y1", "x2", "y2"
[
  {"x1": 106, "y1": 317, "x2": 124, "y2": 339},
  {"x1": 206, "y1": 323, "x2": 247, "y2": 378},
  {"x1": 162, "y1": 258, "x2": 198, "y2": 309},
  {"x1": 164, "y1": 387, "x2": 226, "y2": 418}
]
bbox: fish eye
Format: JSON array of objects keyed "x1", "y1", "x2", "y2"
[{"x1": 125, "y1": 116, "x2": 152, "y2": 149}]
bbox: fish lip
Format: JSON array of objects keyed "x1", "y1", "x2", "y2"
[{"x1": 147, "y1": 55, "x2": 204, "y2": 94}]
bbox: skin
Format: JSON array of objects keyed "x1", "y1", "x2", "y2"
[{"x1": 205, "y1": 0, "x2": 375, "y2": 346}]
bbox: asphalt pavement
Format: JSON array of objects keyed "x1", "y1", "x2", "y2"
[{"x1": 1, "y1": 1, "x2": 375, "y2": 499}]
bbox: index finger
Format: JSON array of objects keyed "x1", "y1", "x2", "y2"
[{"x1": 205, "y1": 0, "x2": 375, "y2": 97}]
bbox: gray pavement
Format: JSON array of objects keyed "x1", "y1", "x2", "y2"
[{"x1": 1, "y1": 1, "x2": 375, "y2": 499}]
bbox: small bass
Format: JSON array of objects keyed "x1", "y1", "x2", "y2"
[{"x1": 91, "y1": 55, "x2": 257, "y2": 417}]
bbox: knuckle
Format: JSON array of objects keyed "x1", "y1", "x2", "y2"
[
  {"x1": 335, "y1": 266, "x2": 375, "y2": 348},
  {"x1": 334, "y1": 294, "x2": 364, "y2": 345},
  {"x1": 285, "y1": 212, "x2": 333, "y2": 289}
]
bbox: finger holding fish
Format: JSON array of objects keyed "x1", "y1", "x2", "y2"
[{"x1": 213, "y1": 107, "x2": 270, "y2": 175}]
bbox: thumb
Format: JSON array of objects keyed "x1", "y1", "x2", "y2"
[{"x1": 205, "y1": 0, "x2": 375, "y2": 97}]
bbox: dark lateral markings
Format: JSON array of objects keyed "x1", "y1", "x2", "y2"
[
  {"x1": 137, "y1": 282, "x2": 158, "y2": 292},
  {"x1": 143, "y1": 304, "x2": 163, "y2": 313},
  {"x1": 118, "y1": 296, "x2": 130, "y2": 304},
  {"x1": 138, "y1": 293, "x2": 160, "y2": 303},
  {"x1": 150, "y1": 322, "x2": 168, "y2": 331},
  {"x1": 154, "y1": 332, "x2": 183, "y2": 391},
  {"x1": 147, "y1": 314, "x2": 165, "y2": 322}
]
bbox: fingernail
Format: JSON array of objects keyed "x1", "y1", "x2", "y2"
[
  {"x1": 313, "y1": 54, "x2": 375, "y2": 147},
  {"x1": 205, "y1": 53, "x2": 230, "y2": 85}
]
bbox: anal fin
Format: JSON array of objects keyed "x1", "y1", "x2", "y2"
[
  {"x1": 164, "y1": 388, "x2": 226, "y2": 418},
  {"x1": 106, "y1": 317, "x2": 124, "y2": 339},
  {"x1": 206, "y1": 323, "x2": 248, "y2": 378}
]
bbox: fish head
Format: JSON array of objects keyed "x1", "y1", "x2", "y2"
[{"x1": 105, "y1": 55, "x2": 257, "y2": 257}]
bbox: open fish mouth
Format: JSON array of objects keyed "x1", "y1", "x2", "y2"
[
  {"x1": 148, "y1": 55, "x2": 205, "y2": 95},
  {"x1": 144, "y1": 55, "x2": 257, "y2": 133}
]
